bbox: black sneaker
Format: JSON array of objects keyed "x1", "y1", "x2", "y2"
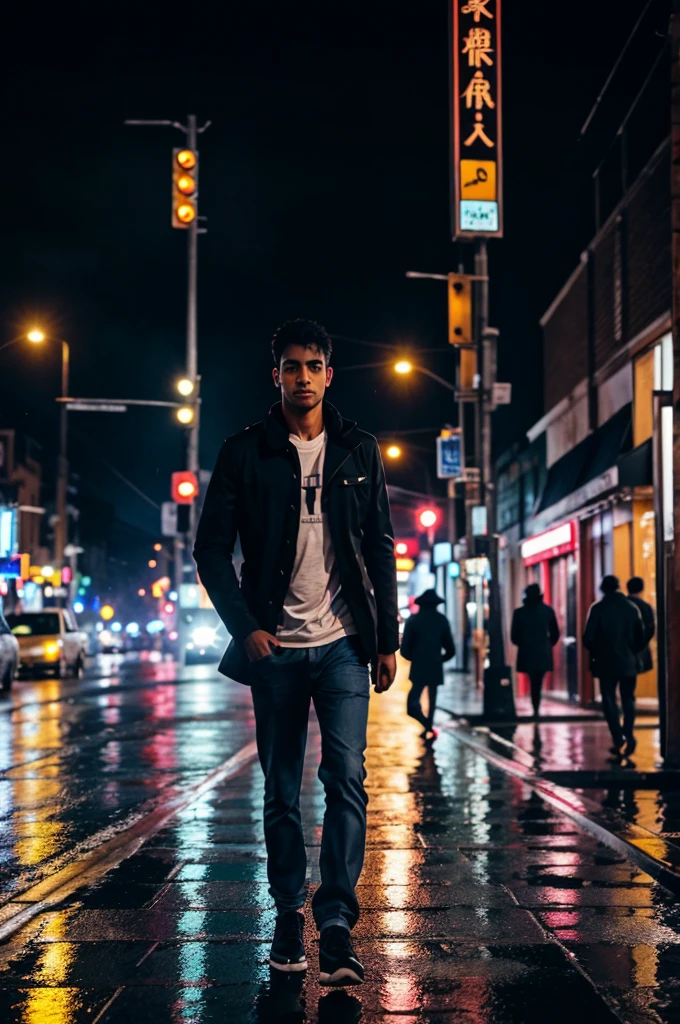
[
  {"x1": 624, "y1": 737, "x2": 637, "y2": 758},
  {"x1": 270, "y1": 911, "x2": 307, "y2": 972},
  {"x1": 318, "y1": 925, "x2": 364, "y2": 986}
]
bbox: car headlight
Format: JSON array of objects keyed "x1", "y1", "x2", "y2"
[
  {"x1": 44, "y1": 641, "x2": 62, "y2": 657},
  {"x1": 191, "y1": 627, "x2": 217, "y2": 648}
]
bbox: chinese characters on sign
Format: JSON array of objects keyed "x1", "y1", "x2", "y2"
[{"x1": 451, "y1": 0, "x2": 503, "y2": 238}]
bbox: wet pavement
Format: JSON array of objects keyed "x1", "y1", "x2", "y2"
[{"x1": 1, "y1": 658, "x2": 680, "y2": 1021}]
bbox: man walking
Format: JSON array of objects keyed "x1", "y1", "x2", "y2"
[
  {"x1": 583, "y1": 575, "x2": 645, "y2": 758},
  {"x1": 400, "y1": 590, "x2": 455, "y2": 742},
  {"x1": 626, "y1": 577, "x2": 656, "y2": 680},
  {"x1": 194, "y1": 319, "x2": 398, "y2": 987},
  {"x1": 510, "y1": 583, "x2": 560, "y2": 719}
]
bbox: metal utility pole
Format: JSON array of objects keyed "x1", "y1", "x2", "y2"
[
  {"x1": 667, "y1": 3, "x2": 680, "y2": 764},
  {"x1": 54, "y1": 340, "x2": 70, "y2": 574},
  {"x1": 125, "y1": 114, "x2": 209, "y2": 595}
]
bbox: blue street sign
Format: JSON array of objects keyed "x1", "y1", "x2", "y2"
[{"x1": 436, "y1": 434, "x2": 462, "y2": 480}]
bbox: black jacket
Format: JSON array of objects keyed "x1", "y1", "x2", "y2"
[
  {"x1": 582, "y1": 591, "x2": 645, "y2": 678},
  {"x1": 400, "y1": 609, "x2": 455, "y2": 687},
  {"x1": 193, "y1": 402, "x2": 399, "y2": 683},
  {"x1": 627, "y1": 595, "x2": 655, "y2": 674},
  {"x1": 511, "y1": 597, "x2": 560, "y2": 674}
]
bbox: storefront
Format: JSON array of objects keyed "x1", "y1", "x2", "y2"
[{"x1": 520, "y1": 520, "x2": 579, "y2": 701}]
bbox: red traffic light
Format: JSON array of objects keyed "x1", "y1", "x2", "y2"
[
  {"x1": 171, "y1": 471, "x2": 199, "y2": 504},
  {"x1": 417, "y1": 507, "x2": 440, "y2": 531}
]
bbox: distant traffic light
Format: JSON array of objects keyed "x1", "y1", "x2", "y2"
[
  {"x1": 171, "y1": 471, "x2": 199, "y2": 504},
  {"x1": 172, "y1": 148, "x2": 198, "y2": 229},
  {"x1": 448, "y1": 274, "x2": 473, "y2": 345},
  {"x1": 417, "y1": 508, "x2": 440, "y2": 531}
]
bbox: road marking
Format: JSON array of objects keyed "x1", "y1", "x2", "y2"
[{"x1": 0, "y1": 738, "x2": 259, "y2": 943}]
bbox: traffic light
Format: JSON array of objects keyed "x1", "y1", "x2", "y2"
[
  {"x1": 448, "y1": 273, "x2": 473, "y2": 345},
  {"x1": 171, "y1": 471, "x2": 199, "y2": 504},
  {"x1": 172, "y1": 148, "x2": 198, "y2": 229},
  {"x1": 417, "y1": 507, "x2": 440, "y2": 531}
]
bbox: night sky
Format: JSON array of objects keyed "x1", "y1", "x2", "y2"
[{"x1": 1, "y1": 1, "x2": 667, "y2": 546}]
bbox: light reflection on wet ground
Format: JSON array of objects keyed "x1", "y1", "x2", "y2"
[{"x1": 1, "y1": 661, "x2": 680, "y2": 1021}]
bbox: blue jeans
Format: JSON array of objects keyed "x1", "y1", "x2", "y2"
[{"x1": 249, "y1": 635, "x2": 370, "y2": 931}]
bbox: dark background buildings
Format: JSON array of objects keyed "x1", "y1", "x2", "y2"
[{"x1": 1, "y1": 0, "x2": 667, "y2": 540}]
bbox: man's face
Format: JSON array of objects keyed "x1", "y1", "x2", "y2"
[{"x1": 273, "y1": 343, "x2": 333, "y2": 411}]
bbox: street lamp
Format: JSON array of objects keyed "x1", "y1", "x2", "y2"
[
  {"x1": 176, "y1": 406, "x2": 195, "y2": 425},
  {"x1": 177, "y1": 378, "x2": 194, "y2": 397},
  {"x1": 0, "y1": 329, "x2": 70, "y2": 573},
  {"x1": 394, "y1": 360, "x2": 413, "y2": 375},
  {"x1": 386, "y1": 445, "x2": 402, "y2": 459}
]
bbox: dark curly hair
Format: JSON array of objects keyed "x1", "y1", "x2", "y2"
[{"x1": 271, "y1": 319, "x2": 333, "y2": 367}]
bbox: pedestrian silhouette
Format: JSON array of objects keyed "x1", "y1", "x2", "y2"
[
  {"x1": 400, "y1": 590, "x2": 455, "y2": 742},
  {"x1": 510, "y1": 583, "x2": 560, "y2": 720},
  {"x1": 626, "y1": 576, "x2": 656, "y2": 676},
  {"x1": 583, "y1": 574, "x2": 645, "y2": 759}
]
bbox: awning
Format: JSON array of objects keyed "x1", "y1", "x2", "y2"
[{"x1": 535, "y1": 403, "x2": 632, "y2": 516}]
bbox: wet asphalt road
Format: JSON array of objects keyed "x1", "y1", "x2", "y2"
[{"x1": 1, "y1": 656, "x2": 680, "y2": 1022}]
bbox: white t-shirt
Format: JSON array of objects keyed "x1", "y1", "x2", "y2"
[{"x1": 277, "y1": 430, "x2": 356, "y2": 647}]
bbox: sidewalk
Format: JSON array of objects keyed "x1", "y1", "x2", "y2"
[{"x1": 2, "y1": 661, "x2": 680, "y2": 1021}]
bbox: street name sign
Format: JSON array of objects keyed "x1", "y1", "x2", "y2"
[{"x1": 66, "y1": 402, "x2": 127, "y2": 413}]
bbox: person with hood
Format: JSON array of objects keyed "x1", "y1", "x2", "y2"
[
  {"x1": 583, "y1": 574, "x2": 645, "y2": 758},
  {"x1": 510, "y1": 583, "x2": 560, "y2": 719},
  {"x1": 400, "y1": 590, "x2": 455, "y2": 742}
]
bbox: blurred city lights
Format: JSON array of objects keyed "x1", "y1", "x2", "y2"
[
  {"x1": 27, "y1": 329, "x2": 45, "y2": 343},
  {"x1": 138, "y1": 588, "x2": 146, "y2": 597},
  {"x1": 177, "y1": 378, "x2": 194, "y2": 397},
  {"x1": 41, "y1": 565, "x2": 54, "y2": 577},
  {"x1": 163, "y1": 601, "x2": 174, "y2": 614},
  {"x1": 168, "y1": 630, "x2": 179, "y2": 641},
  {"x1": 386, "y1": 445, "x2": 402, "y2": 459},
  {"x1": 100, "y1": 605, "x2": 115, "y2": 621},
  {"x1": 395, "y1": 360, "x2": 412, "y2": 375},
  {"x1": 148, "y1": 559, "x2": 157, "y2": 569},
  {"x1": 146, "y1": 619, "x2": 165, "y2": 634},
  {"x1": 95, "y1": 622, "x2": 104, "y2": 632},
  {"x1": 395, "y1": 542, "x2": 409, "y2": 556},
  {"x1": 153, "y1": 543, "x2": 162, "y2": 552},
  {"x1": 73, "y1": 600, "x2": 85, "y2": 614},
  {"x1": 81, "y1": 576, "x2": 92, "y2": 586},
  {"x1": 111, "y1": 622, "x2": 122, "y2": 633},
  {"x1": 169, "y1": 590, "x2": 178, "y2": 601},
  {"x1": 125, "y1": 622, "x2": 140, "y2": 635},
  {"x1": 418, "y1": 508, "x2": 438, "y2": 529}
]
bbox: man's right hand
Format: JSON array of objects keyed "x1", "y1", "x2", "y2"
[{"x1": 244, "y1": 630, "x2": 281, "y2": 663}]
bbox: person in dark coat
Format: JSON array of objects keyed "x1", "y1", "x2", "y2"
[
  {"x1": 626, "y1": 577, "x2": 655, "y2": 675},
  {"x1": 510, "y1": 583, "x2": 560, "y2": 719},
  {"x1": 583, "y1": 574, "x2": 645, "y2": 758},
  {"x1": 400, "y1": 590, "x2": 455, "y2": 742}
]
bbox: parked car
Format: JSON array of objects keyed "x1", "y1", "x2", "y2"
[
  {"x1": 7, "y1": 609, "x2": 88, "y2": 678},
  {"x1": 0, "y1": 613, "x2": 19, "y2": 693}
]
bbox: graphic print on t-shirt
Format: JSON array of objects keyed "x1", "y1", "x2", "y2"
[{"x1": 303, "y1": 472, "x2": 322, "y2": 522}]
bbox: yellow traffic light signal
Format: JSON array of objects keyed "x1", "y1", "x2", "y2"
[
  {"x1": 172, "y1": 148, "x2": 198, "y2": 228},
  {"x1": 448, "y1": 274, "x2": 473, "y2": 345}
]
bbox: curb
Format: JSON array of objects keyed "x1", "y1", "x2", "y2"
[{"x1": 442, "y1": 720, "x2": 680, "y2": 897}]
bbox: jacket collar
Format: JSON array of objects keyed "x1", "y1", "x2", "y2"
[{"x1": 264, "y1": 401, "x2": 360, "y2": 452}]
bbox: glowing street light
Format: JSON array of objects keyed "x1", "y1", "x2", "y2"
[
  {"x1": 27, "y1": 329, "x2": 45, "y2": 344},
  {"x1": 177, "y1": 406, "x2": 195, "y2": 425},
  {"x1": 100, "y1": 604, "x2": 115, "y2": 621},
  {"x1": 386, "y1": 445, "x2": 402, "y2": 459},
  {"x1": 177, "y1": 378, "x2": 194, "y2": 397},
  {"x1": 394, "y1": 360, "x2": 412, "y2": 375},
  {"x1": 418, "y1": 508, "x2": 439, "y2": 530}
]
